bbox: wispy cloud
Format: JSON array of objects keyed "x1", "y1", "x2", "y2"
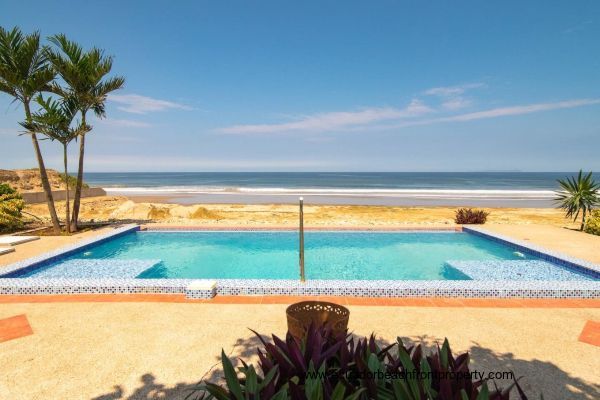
[
  {"x1": 424, "y1": 83, "x2": 485, "y2": 110},
  {"x1": 99, "y1": 118, "x2": 152, "y2": 128},
  {"x1": 216, "y1": 78, "x2": 600, "y2": 136},
  {"x1": 447, "y1": 98, "x2": 600, "y2": 121},
  {"x1": 219, "y1": 99, "x2": 432, "y2": 134},
  {"x1": 424, "y1": 83, "x2": 485, "y2": 97},
  {"x1": 373, "y1": 98, "x2": 600, "y2": 130},
  {"x1": 108, "y1": 94, "x2": 192, "y2": 114},
  {"x1": 440, "y1": 97, "x2": 472, "y2": 110}
]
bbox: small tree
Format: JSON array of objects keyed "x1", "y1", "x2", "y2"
[
  {"x1": 46, "y1": 34, "x2": 125, "y2": 231},
  {"x1": 21, "y1": 96, "x2": 89, "y2": 233},
  {"x1": 0, "y1": 184, "x2": 25, "y2": 233},
  {"x1": 0, "y1": 26, "x2": 61, "y2": 232},
  {"x1": 555, "y1": 170, "x2": 600, "y2": 231}
]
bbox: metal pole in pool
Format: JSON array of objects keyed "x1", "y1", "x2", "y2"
[{"x1": 299, "y1": 197, "x2": 305, "y2": 282}]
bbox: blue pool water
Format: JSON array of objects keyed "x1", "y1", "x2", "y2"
[{"x1": 15, "y1": 231, "x2": 592, "y2": 280}]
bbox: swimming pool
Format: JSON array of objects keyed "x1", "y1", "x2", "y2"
[
  {"x1": 9, "y1": 230, "x2": 595, "y2": 281},
  {"x1": 1, "y1": 225, "x2": 598, "y2": 299}
]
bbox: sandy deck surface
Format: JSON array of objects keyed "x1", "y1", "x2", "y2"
[
  {"x1": 0, "y1": 302, "x2": 598, "y2": 399},
  {"x1": 483, "y1": 224, "x2": 600, "y2": 264}
]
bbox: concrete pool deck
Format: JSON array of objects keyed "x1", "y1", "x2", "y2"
[
  {"x1": 481, "y1": 224, "x2": 600, "y2": 265},
  {"x1": 0, "y1": 225, "x2": 120, "y2": 267},
  {"x1": 0, "y1": 301, "x2": 598, "y2": 399}
]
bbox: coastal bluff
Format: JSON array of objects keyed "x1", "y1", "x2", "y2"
[
  {"x1": 0, "y1": 168, "x2": 67, "y2": 193},
  {"x1": 0, "y1": 169, "x2": 105, "y2": 203}
]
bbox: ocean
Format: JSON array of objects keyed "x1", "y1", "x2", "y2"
[{"x1": 83, "y1": 172, "x2": 574, "y2": 207}]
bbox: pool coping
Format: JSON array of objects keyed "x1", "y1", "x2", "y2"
[{"x1": 0, "y1": 224, "x2": 598, "y2": 299}]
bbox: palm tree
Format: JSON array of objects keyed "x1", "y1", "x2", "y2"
[
  {"x1": 21, "y1": 96, "x2": 89, "y2": 233},
  {"x1": 555, "y1": 170, "x2": 600, "y2": 231},
  {"x1": 0, "y1": 26, "x2": 61, "y2": 232},
  {"x1": 46, "y1": 34, "x2": 125, "y2": 231}
]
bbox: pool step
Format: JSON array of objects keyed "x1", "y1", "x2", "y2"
[
  {"x1": 444, "y1": 260, "x2": 593, "y2": 281},
  {"x1": 29, "y1": 259, "x2": 162, "y2": 279}
]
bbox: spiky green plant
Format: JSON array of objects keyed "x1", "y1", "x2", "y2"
[
  {"x1": 21, "y1": 95, "x2": 90, "y2": 233},
  {"x1": 555, "y1": 170, "x2": 600, "y2": 231},
  {"x1": 190, "y1": 325, "x2": 531, "y2": 400},
  {"x1": 46, "y1": 34, "x2": 125, "y2": 231},
  {"x1": 0, "y1": 26, "x2": 61, "y2": 232}
]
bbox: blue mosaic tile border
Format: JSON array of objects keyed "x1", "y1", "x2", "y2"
[
  {"x1": 0, "y1": 225, "x2": 598, "y2": 299},
  {"x1": 0, "y1": 278, "x2": 192, "y2": 295},
  {"x1": 215, "y1": 279, "x2": 600, "y2": 298},
  {"x1": 462, "y1": 226, "x2": 600, "y2": 279},
  {"x1": 0, "y1": 277, "x2": 597, "y2": 298},
  {"x1": 0, "y1": 277, "x2": 215, "y2": 299}
]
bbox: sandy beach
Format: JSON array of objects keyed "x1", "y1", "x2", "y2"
[{"x1": 22, "y1": 195, "x2": 578, "y2": 228}]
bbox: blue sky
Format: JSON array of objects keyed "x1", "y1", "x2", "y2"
[{"x1": 1, "y1": 1, "x2": 599, "y2": 172}]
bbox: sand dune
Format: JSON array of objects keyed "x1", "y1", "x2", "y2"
[{"x1": 23, "y1": 196, "x2": 576, "y2": 228}]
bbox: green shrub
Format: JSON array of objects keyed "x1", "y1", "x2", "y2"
[
  {"x1": 0, "y1": 183, "x2": 25, "y2": 232},
  {"x1": 59, "y1": 173, "x2": 89, "y2": 189},
  {"x1": 454, "y1": 208, "x2": 489, "y2": 224},
  {"x1": 584, "y1": 210, "x2": 600, "y2": 236}
]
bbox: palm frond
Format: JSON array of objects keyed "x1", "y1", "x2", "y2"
[
  {"x1": 46, "y1": 33, "x2": 125, "y2": 122},
  {"x1": 0, "y1": 26, "x2": 54, "y2": 102},
  {"x1": 24, "y1": 94, "x2": 82, "y2": 144}
]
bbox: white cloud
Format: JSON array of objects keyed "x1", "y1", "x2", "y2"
[
  {"x1": 99, "y1": 118, "x2": 152, "y2": 128},
  {"x1": 447, "y1": 99, "x2": 600, "y2": 121},
  {"x1": 219, "y1": 99, "x2": 432, "y2": 134},
  {"x1": 424, "y1": 83, "x2": 485, "y2": 97},
  {"x1": 370, "y1": 98, "x2": 600, "y2": 131},
  {"x1": 108, "y1": 94, "x2": 191, "y2": 114},
  {"x1": 424, "y1": 83, "x2": 485, "y2": 110},
  {"x1": 441, "y1": 98, "x2": 472, "y2": 110}
]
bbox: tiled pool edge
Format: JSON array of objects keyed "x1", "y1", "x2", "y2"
[
  {"x1": 0, "y1": 278, "x2": 598, "y2": 299},
  {"x1": 0, "y1": 224, "x2": 598, "y2": 299},
  {"x1": 214, "y1": 279, "x2": 599, "y2": 298}
]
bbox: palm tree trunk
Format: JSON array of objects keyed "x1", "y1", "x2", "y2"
[
  {"x1": 24, "y1": 102, "x2": 61, "y2": 233},
  {"x1": 63, "y1": 143, "x2": 71, "y2": 234},
  {"x1": 70, "y1": 113, "x2": 86, "y2": 232},
  {"x1": 581, "y1": 209, "x2": 587, "y2": 231}
]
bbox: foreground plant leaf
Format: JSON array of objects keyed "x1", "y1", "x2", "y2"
[{"x1": 190, "y1": 325, "x2": 533, "y2": 399}]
